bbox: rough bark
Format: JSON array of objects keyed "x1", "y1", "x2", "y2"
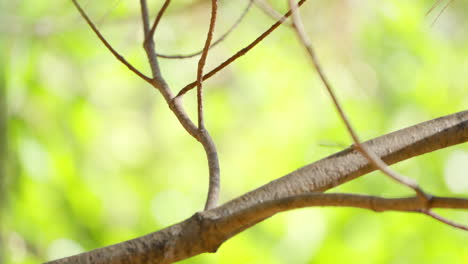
[{"x1": 46, "y1": 110, "x2": 468, "y2": 264}]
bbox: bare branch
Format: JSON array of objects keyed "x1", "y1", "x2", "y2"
[
  {"x1": 46, "y1": 192, "x2": 468, "y2": 264},
  {"x1": 138, "y1": 0, "x2": 220, "y2": 210},
  {"x1": 155, "y1": 0, "x2": 253, "y2": 59},
  {"x1": 139, "y1": 0, "x2": 199, "y2": 138},
  {"x1": 195, "y1": 0, "x2": 220, "y2": 210},
  {"x1": 196, "y1": 0, "x2": 218, "y2": 130},
  {"x1": 286, "y1": 1, "x2": 466, "y2": 231},
  {"x1": 424, "y1": 210, "x2": 468, "y2": 231},
  {"x1": 146, "y1": 0, "x2": 171, "y2": 45},
  {"x1": 253, "y1": 0, "x2": 293, "y2": 27},
  {"x1": 140, "y1": 0, "x2": 164, "y2": 79},
  {"x1": 70, "y1": 0, "x2": 152, "y2": 83},
  {"x1": 430, "y1": 0, "x2": 455, "y2": 26},
  {"x1": 46, "y1": 110, "x2": 468, "y2": 264},
  {"x1": 176, "y1": 0, "x2": 308, "y2": 97},
  {"x1": 426, "y1": 0, "x2": 445, "y2": 15},
  {"x1": 287, "y1": 0, "x2": 433, "y2": 205}
]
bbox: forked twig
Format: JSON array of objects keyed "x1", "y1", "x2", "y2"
[
  {"x1": 176, "y1": 0, "x2": 308, "y2": 97},
  {"x1": 287, "y1": 0, "x2": 467, "y2": 231},
  {"x1": 155, "y1": 0, "x2": 253, "y2": 59},
  {"x1": 146, "y1": 0, "x2": 172, "y2": 44},
  {"x1": 70, "y1": 0, "x2": 152, "y2": 83},
  {"x1": 139, "y1": 0, "x2": 220, "y2": 210}
]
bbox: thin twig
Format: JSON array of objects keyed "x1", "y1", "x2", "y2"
[
  {"x1": 146, "y1": 0, "x2": 172, "y2": 44},
  {"x1": 253, "y1": 0, "x2": 293, "y2": 27},
  {"x1": 426, "y1": 0, "x2": 445, "y2": 16},
  {"x1": 70, "y1": 0, "x2": 152, "y2": 83},
  {"x1": 424, "y1": 210, "x2": 468, "y2": 231},
  {"x1": 95, "y1": 0, "x2": 123, "y2": 26},
  {"x1": 155, "y1": 0, "x2": 253, "y2": 59},
  {"x1": 140, "y1": 0, "x2": 163, "y2": 79},
  {"x1": 176, "y1": 0, "x2": 308, "y2": 97},
  {"x1": 430, "y1": 0, "x2": 455, "y2": 26},
  {"x1": 197, "y1": 0, "x2": 218, "y2": 129},
  {"x1": 287, "y1": 0, "x2": 428, "y2": 198},
  {"x1": 196, "y1": 0, "x2": 219, "y2": 209},
  {"x1": 286, "y1": 0, "x2": 468, "y2": 230}
]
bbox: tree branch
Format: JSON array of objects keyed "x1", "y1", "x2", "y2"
[
  {"x1": 70, "y1": 0, "x2": 152, "y2": 83},
  {"x1": 155, "y1": 0, "x2": 253, "y2": 59},
  {"x1": 139, "y1": 0, "x2": 220, "y2": 210},
  {"x1": 253, "y1": 0, "x2": 293, "y2": 27},
  {"x1": 176, "y1": 0, "x2": 308, "y2": 97},
  {"x1": 287, "y1": 0, "x2": 434, "y2": 211},
  {"x1": 146, "y1": 0, "x2": 171, "y2": 45},
  {"x1": 45, "y1": 110, "x2": 468, "y2": 264},
  {"x1": 45, "y1": 192, "x2": 468, "y2": 264},
  {"x1": 196, "y1": 0, "x2": 220, "y2": 209}
]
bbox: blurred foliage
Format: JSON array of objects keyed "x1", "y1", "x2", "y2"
[{"x1": 1, "y1": 0, "x2": 468, "y2": 263}]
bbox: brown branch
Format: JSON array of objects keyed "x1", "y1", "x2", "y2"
[
  {"x1": 287, "y1": 0, "x2": 433, "y2": 204},
  {"x1": 70, "y1": 0, "x2": 152, "y2": 83},
  {"x1": 139, "y1": 0, "x2": 198, "y2": 138},
  {"x1": 215, "y1": 194, "x2": 468, "y2": 232},
  {"x1": 176, "y1": 0, "x2": 308, "y2": 97},
  {"x1": 46, "y1": 193, "x2": 468, "y2": 264},
  {"x1": 146, "y1": 0, "x2": 171, "y2": 45},
  {"x1": 426, "y1": 0, "x2": 445, "y2": 15},
  {"x1": 196, "y1": 0, "x2": 218, "y2": 130},
  {"x1": 424, "y1": 210, "x2": 468, "y2": 231},
  {"x1": 155, "y1": 0, "x2": 253, "y2": 59},
  {"x1": 286, "y1": 0, "x2": 463, "y2": 229},
  {"x1": 253, "y1": 0, "x2": 293, "y2": 27},
  {"x1": 195, "y1": 0, "x2": 220, "y2": 210},
  {"x1": 140, "y1": 0, "x2": 163, "y2": 79},
  {"x1": 45, "y1": 110, "x2": 468, "y2": 264},
  {"x1": 430, "y1": 0, "x2": 455, "y2": 26},
  {"x1": 139, "y1": 0, "x2": 220, "y2": 210}
]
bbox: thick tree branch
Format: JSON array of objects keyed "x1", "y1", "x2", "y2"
[{"x1": 46, "y1": 110, "x2": 468, "y2": 264}]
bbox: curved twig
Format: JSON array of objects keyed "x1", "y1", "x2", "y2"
[{"x1": 197, "y1": 0, "x2": 220, "y2": 210}]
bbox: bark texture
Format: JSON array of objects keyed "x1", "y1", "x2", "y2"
[{"x1": 46, "y1": 110, "x2": 468, "y2": 264}]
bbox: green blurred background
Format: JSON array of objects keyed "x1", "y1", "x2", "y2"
[{"x1": 1, "y1": 0, "x2": 468, "y2": 263}]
